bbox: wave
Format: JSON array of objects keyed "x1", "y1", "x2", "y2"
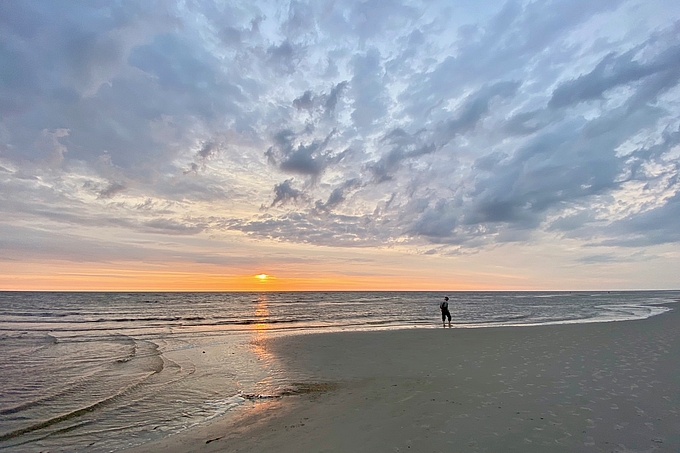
[
  {"x1": 0, "y1": 368, "x2": 161, "y2": 442},
  {"x1": 0, "y1": 337, "x2": 165, "y2": 448},
  {"x1": 467, "y1": 313, "x2": 534, "y2": 325},
  {"x1": 0, "y1": 311, "x2": 73, "y2": 318},
  {"x1": 1, "y1": 338, "x2": 160, "y2": 416},
  {"x1": 1, "y1": 420, "x2": 96, "y2": 450},
  {"x1": 1, "y1": 315, "x2": 210, "y2": 324}
]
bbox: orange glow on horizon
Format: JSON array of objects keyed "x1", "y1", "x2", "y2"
[{"x1": 0, "y1": 260, "x2": 537, "y2": 292}]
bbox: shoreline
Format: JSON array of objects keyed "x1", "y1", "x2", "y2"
[{"x1": 124, "y1": 307, "x2": 679, "y2": 452}]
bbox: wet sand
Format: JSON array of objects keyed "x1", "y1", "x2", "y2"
[{"x1": 125, "y1": 306, "x2": 679, "y2": 452}]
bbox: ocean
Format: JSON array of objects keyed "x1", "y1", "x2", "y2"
[{"x1": 0, "y1": 291, "x2": 677, "y2": 452}]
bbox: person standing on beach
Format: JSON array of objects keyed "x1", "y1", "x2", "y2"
[{"x1": 440, "y1": 296, "x2": 451, "y2": 327}]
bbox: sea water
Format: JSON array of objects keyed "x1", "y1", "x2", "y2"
[{"x1": 0, "y1": 291, "x2": 677, "y2": 452}]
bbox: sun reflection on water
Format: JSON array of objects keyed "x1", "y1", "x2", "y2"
[{"x1": 248, "y1": 294, "x2": 283, "y2": 393}]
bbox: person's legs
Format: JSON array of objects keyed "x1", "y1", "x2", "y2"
[{"x1": 442, "y1": 310, "x2": 451, "y2": 327}]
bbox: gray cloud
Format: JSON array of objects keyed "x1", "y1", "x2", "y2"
[
  {"x1": 437, "y1": 81, "x2": 521, "y2": 142},
  {"x1": 400, "y1": 0, "x2": 623, "y2": 120},
  {"x1": 98, "y1": 181, "x2": 127, "y2": 199},
  {"x1": 350, "y1": 48, "x2": 389, "y2": 130},
  {"x1": 293, "y1": 81, "x2": 349, "y2": 117},
  {"x1": 265, "y1": 127, "x2": 346, "y2": 180},
  {"x1": 1, "y1": 0, "x2": 679, "y2": 271},
  {"x1": 196, "y1": 141, "x2": 220, "y2": 160},
  {"x1": 597, "y1": 191, "x2": 680, "y2": 247},
  {"x1": 143, "y1": 217, "x2": 205, "y2": 235},
  {"x1": 325, "y1": 81, "x2": 349, "y2": 115},
  {"x1": 367, "y1": 129, "x2": 437, "y2": 182},
  {"x1": 231, "y1": 209, "x2": 393, "y2": 247},
  {"x1": 315, "y1": 178, "x2": 362, "y2": 212},
  {"x1": 463, "y1": 116, "x2": 626, "y2": 227},
  {"x1": 271, "y1": 179, "x2": 305, "y2": 207},
  {"x1": 549, "y1": 45, "x2": 680, "y2": 109},
  {"x1": 365, "y1": 81, "x2": 520, "y2": 182},
  {"x1": 267, "y1": 40, "x2": 304, "y2": 75},
  {"x1": 293, "y1": 91, "x2": 314, "y2": 111}
]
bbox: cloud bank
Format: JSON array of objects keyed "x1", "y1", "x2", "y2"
[{"x1": 1, "y1": 0, "x2": 679, "y2": 278}]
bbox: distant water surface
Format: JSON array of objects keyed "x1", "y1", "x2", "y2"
[{"x1": 0, "y1": 291, "x2": 677, "y2": 452}]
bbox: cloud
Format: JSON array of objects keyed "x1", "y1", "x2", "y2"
[
  {"x1": 549, "y1": 44, "x2": 680, "y2": 110},
  {"x1": 365, "y1": 81, "x2": 519, "y2": 182},
  {"x1": 97, "y1": 181, "x2": 127, "y2": 199},
  {"x1": 437, "y1": 81, "x2": 521, "y2": 142},
  {"x1": 143, "y1": 217, "x2": 205, "y2": 235},
  {"x1": 293, "y1": 90, "x2": 314, "y2": 111},
  {"x1": 325, "y1": 81, "x2": 349, "y2": 115},
  {"x1": 315, "y1": 178, "x2": 362, "y2": 212},
  {"x1": 1, "y1": 0, "x2": 679, "y2": 274},
  {"x1": 271, "y1": 179, "x2": 305, "y2": 207},
  {"x1": 267, "y1": 40, "x2": 304, "y2": 75},
  {"x1": 597, "y1": 190, "x2": 680, "y2": 247},
  {"x1": 265, "y1": 127, "x2": 345, "y2": 179},
  {"x1": 399, "y1": 0, "x2": 623, "y2": 120},
  {"x1": 367, "y1": 129, "x2": 437, "y2": 182},
  {"x1": 463, "y1": 116, "x2": 626, "y2": 227},
  {"x1": 350, "y1": 48, "x2": 389, "y2": 130},
  {"x1": 293, "y1": 81, "x2": 349, "y2": 117},
  {"x1": 196, "y1": 141, "x2": 220, "y2": 160}
]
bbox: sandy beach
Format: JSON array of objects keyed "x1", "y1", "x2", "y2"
[{"x1": 125, "y1": 306, "x2": 679, "y2": 453}]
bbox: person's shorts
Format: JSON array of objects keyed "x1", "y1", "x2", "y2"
[{"x1": 442, "y1": 309, "x2": 451, "y2": 321}]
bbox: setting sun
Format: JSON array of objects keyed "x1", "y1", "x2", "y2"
[{"x1": 255, "y1": 274, "x2": 269, "y2": 280}]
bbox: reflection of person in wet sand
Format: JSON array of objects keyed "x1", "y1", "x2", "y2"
[{"x1": 440, "y1": 296, "x2": 451, "y2": 328}]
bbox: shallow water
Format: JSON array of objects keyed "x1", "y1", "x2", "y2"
[{"x1": 0, "y1": 291, "x2": 677, "y2": 451}]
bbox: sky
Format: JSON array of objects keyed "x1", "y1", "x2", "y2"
[{"x1": 1, "y1": 0, "x2": 679, "y2": 291}]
